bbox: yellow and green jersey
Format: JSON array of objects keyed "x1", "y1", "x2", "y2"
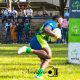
[{"x1": 30, "y1": 20, "x2": 57, "y2": 49}]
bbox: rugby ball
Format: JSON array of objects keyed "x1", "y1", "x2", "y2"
[{"x1": 53, "y1": 28, "x2": 62, "y2": 39}]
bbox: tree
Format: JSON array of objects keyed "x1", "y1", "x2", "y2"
[{"x1": 59, "y1": 0, "x2": 68, "y2": 16}]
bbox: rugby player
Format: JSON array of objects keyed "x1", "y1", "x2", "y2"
[{"x1": 18, "y1": 15, "x2": 62, "y2": 79}]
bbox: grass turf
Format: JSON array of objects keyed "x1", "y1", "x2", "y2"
[{"x1": 0, "y1": 44, "x2": 80, "y2": 80}]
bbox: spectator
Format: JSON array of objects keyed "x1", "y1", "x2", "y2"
[
  {"x1": 64, "y1": 11, "x2": 69, "y2": 18},
  {"x1": 62, "y1": 17, "x2": 69, "y2": 44},
  {"x1": 11, "y1": 22, "x2": 17, "y2": 43},
  {"x1": 24, "y1": 4, "x2": 33, "y2": 23},
  {"x1": 17, "y1": 12, "x2": 21, "y2": 22},
  {"x1": 23, "y1": 20, "x2": 31, "y2": 43},
  {"x1": 5, "y1": 16, "x2": 12, "y2": 43},
  {"x1": 16, "y1": 21, "x2": 24, "y2": 43},
  {"x1": 17, "y1": 2, "x2": 26, "y2": 16},
  {"x1": 17, "y1": 2, "x2": 26, "y2": 22},
  {"x1": 2, "y1": 8, "x2": 9, "y2": 23},
  {"x1": 11, "y1": 8, "x2": 17, "y2": 21}
]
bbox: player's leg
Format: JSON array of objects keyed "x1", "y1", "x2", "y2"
[
  {"x1": 18, "y1": 36, "x2": 52, "y2": 78},
  {"x1": 30, "y1": 36, "x2": 52, "y2": 59},
  {"x1": 32, "y1": 49, "x2": 51, "y2": 59},
  {"x1": 40, "y1": 47, "x2": 52, "y2": 69},
  {"x1": 18, "y1": 36, "x2": 51, "y2": 59},
  {"x1": 36, "y1": 47, "x2": 52, "y2": 78},
  {"x1": 36, "y1": 59, "x2": 51, "y2": 78},
  {"x1": 18, "y1": 46, "x2": 51, "y2": 78},
  {"x1": 18, "y1": 46, "x2": 51, "y2": 59}
]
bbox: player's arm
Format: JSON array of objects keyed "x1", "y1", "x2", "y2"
[
  {"x1": 44, "y1": 26, "x2": 61, "y2": 39},
  {"x1": 44, "y1": 26, "x2": 55, "y2": 37},
  {"x1": 17, "y1": 2, "x2": 21, "y2": 11}
]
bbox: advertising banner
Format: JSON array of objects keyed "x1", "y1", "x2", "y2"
[{"x1": 68, "y1": 0, "x2": 80, "y2": 64}]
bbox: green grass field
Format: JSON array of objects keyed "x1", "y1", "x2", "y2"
[{"x1": 0, "y1": 44, "x2": 80, "y2": 80}]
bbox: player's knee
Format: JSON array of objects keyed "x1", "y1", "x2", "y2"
[
  {"x1": 48, "y1": 52, "x2": 52, "y2": 59},
  {"x1": 46, "y1": 59, "x2": 51, "y2": 63},
  {"x1": 48, "y1": 55, "x2": 52, "y2": 59}
]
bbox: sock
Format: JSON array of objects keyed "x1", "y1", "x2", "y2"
[
  {"x1": 26, "y1": 47, "x2": 32, "y2": 53},
  {"x1": 37, "y1": 68, "x2": 44, "y2": 77}
]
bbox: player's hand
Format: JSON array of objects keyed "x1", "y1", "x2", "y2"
[
  {"x1": 55, "y1": 34, "x2": 61, "y2": 40},
  {"x1": 53, "y1": 28, "x2": 62, "y2": 40}
]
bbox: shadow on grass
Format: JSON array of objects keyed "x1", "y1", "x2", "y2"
[
  {"x1": 0, "y1": 50, "x2": 68, "y2": 55},
  {"x1": 0, "y1": 49, "x2": 69, "y2": 65},
  {"x1": 0, "y1": 60, "x2": 68, "y2": 65},
  {"x1": 0, "y1": 75, "x2": 22, "y2": 78}
]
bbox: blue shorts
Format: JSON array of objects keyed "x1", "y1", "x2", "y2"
[
  {"x1": 30, "y1": 36, "x2": 42, "y2": 50},
  {"x1": 30, "y1": 35, "x2": 49, "y2": 50}
]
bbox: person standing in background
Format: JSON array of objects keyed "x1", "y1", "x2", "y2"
[
  {"x1": 5, "y1": 16, "x2": 12, "y2": 43},
  {"x1": 16, "y1": 20, "x2": 24, "y2": 43},
  {"x1": 23, "y1": 20, "x2": 31, "y2": 43},
  {"x1": 17, "y1": 2, "x2": 25, "y2": 16},
  {"x1": 17, "y1": 2, "x2": 26, "y2": 22},
  {"x1": 62, "y1": 17, "x2": 69, "y2": 44},
  {"x1": 11, "y1": 22, "x2": 17, "y2": 43},
  {"x1": 2, "y1": 8, "x2": 9, "y2": 23},
  {"x1": 11, "y1": 8, "x2": 18, "y2": 21},
  {"x1": 24, "y1": 3, "x2": 33, "y2": 23}
]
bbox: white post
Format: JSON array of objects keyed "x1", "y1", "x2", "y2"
[{"x1": 8, "y1": 0, "x2": 12, "y2": 12}]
